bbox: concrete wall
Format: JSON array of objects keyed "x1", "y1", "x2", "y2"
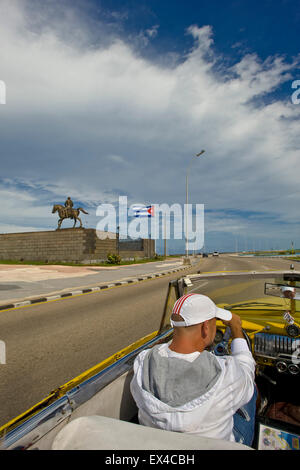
[
  {"x1": 94, "y1": 234, "x2": 155, "y2": 261},
  {"x1": 0, "y1": 229, "x2": 155, "y2": 263}
]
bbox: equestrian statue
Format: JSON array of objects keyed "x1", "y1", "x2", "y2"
[{"x1": 52, "y1": 197, "x2": 89, "y2": 229}]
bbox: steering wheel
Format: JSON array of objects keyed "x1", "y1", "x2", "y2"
[{"x1": 214, "y1": 327, "x2": 252, "y2": 356}]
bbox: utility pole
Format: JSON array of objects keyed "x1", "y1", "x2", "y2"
[{"x1": 164, "y1": 213, "x2": 167, "y2": 258}]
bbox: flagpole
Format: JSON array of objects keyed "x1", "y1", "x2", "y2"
[
  {"x1": 185, "y1": 150, "x2": 205, "y2": 259},
  {"x1": 164, "y1": 213, "x2": 167, "y2": 259},
  {"x1": 186, "y1": 170, "x2": 189, "y2": 258}
]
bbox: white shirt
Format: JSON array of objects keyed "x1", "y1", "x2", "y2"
[{"x1": 130, "y1": 338, "x2": 256, "y2": 442}]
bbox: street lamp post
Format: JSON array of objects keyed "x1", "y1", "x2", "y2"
[{"x1": 185, "y1": 150, "x2": 205, "y2": 259}]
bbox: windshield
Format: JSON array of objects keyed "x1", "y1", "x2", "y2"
[{"x1": 159, "y1": 271, "x2": 300, "y2": 333}]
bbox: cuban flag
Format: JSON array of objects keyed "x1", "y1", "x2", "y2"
[{"x1": 129, "y1": 204, "x2": 155, "y2": 217}]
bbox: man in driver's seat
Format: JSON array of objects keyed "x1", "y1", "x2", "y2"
[{"x1": 130, "y1": 294, "x2": 257, "y2": 446}]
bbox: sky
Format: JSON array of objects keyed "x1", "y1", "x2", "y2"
[{"x1": 0, "y1": 0, "x2": 300, "y2": 254}]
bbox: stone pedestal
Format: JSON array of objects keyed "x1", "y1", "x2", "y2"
[{"x1": 0, "y1": 229, "x2": 155, "y2": 263}]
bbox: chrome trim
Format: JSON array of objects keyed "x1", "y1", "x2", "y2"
[
  {"x1": 187, "y1": 270, "x2": 300, "y2": 282},
  {"x1": 288, "y1": 363, "x2": 300, "y2": 375},
  {"x1": 0, "y1": 396, "x2": 71, "y2": 450},
  {"x1": 254, "y1": 333, "x2": 299, "y2": 357},
  {"x1": 276, "y1": 361, "x2": 288, "y2": 373}
]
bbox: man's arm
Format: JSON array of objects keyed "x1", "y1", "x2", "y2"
[{"x1": 221, "y1": 312, "x2": 256, "y2": 409}]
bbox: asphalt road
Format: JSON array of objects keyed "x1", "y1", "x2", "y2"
[
  {"x1": 0, "y1": 254, "x2": 296, "y2": 426},
  {"x1": 0, "y1": 258, "x2": 188, "y2": 304}
]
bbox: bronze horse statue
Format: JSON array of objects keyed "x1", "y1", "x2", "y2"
[{"x1": 52, "y1": 204, "x2": 89, "y2": 229}]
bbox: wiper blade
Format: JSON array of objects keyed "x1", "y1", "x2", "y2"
[{"x1": 225, "y1": 301, "x2": 283, "y2": 309}]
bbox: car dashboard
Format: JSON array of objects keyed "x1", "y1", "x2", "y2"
[{"x1": 254, "y1": 332, "x2": 300, "y2": 376}]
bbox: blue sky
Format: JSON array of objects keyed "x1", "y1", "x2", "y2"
[
  {"x1": 0, "y1": 0, "x2": 300, "y2": 254},
  {"x1": 98, "y1": 0, "x2": 300, "y2": 57}
]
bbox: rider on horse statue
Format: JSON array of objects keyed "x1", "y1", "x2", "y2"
[
  {"x1": 64, "y1": 197, "x2": 74, "y2": 218},
  {"x1": 52, "y1": 197, "x2": 89, "y2": 229}
]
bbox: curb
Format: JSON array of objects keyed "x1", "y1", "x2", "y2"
[{"x1": 0, "y1": 263, "x2": 196, "y2": 312}]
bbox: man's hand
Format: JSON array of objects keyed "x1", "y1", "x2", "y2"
[{"x1": 222, "y1": 312, "x2": 244, "y2": 339}]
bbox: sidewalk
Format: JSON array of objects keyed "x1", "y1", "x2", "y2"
[{"x1": 0, "y1": 258, "x2": 199, "y2": 309}]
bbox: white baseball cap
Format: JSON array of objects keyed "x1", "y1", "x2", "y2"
[{"x1": 170, "y1": 293, "x2": 232, "y2": 327}]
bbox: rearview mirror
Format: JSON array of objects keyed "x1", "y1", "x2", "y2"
[{"x1": 265, "y1": 283, "x2": 300, "y2": 299}]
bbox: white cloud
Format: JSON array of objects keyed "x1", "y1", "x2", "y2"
[
  {"x1": 107, "y1": 154, "x2": 128, "y2": 165},
  {"x1": 146, "y1": 25, "x2": 159, "y2": 39},
  {"x1": 0, "y1": 1, "x2": 299, "y2": 248}
]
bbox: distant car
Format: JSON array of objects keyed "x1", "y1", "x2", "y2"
[
  {"x1": 202, "y1": 253, "x2": 208, "y2": 258},
  {"x1": 213, "y1": 251, "x2": 219, "y2": 256}
]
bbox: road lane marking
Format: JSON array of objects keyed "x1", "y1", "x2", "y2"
[{"x1": 0, "y1": 264, "x2": 195, "y2": 313}]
